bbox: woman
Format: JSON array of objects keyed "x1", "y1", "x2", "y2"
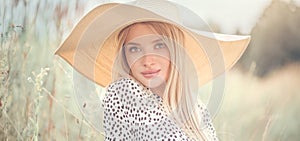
[
  {"x1": 104, "y1": 22, "x2": 217, "y2": 140},
  {"x1": 55, "y1": 0, "x2": 250, "y2": 140}
]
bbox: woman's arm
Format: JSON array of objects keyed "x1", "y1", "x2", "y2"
[{"x1": 102, "y1": 78, "x2": 135, "y2": 140}]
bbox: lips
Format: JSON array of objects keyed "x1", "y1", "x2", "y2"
[{"x1": 141, "y1": 69, "x2": 160, "y2": 78}]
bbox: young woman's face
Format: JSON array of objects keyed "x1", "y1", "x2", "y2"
[{"x1": 123, "y1": 24, "x2": 171, "y2": 88}]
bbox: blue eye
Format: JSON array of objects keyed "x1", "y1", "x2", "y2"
[
  {"x1": 128, "y1": 46, "x2": 141, "y2": 53},
  {"x1": 154, "y1": 43, "x2": 166, "y2": 49}
]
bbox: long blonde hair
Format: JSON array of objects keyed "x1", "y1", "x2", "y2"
[{"x1": 113, "y1": 21, "x2": 207, "y2": 140}]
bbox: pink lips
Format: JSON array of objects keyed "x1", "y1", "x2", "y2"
[{"x1": 141, "y1": 69, "x2": 160, "y2": 78}]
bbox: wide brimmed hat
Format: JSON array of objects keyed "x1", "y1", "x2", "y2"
[{"x1": 55, "y1": 0, "x2": 250, "y2": 87}]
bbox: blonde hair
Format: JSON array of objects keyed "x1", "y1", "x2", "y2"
[{"x1": 113, "y1": 21, "x2": 207, "y2": 140}]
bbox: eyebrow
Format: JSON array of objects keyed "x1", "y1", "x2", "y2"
[
  {"x1": 125, "y1": 38, "x2": 164, "y2": 46},
  {"x1": 152, "y1": 38, "x2": 164, "y2": 43},
  {"x1": 125, "y1": 42, "x2": 140, "y2": 46}
]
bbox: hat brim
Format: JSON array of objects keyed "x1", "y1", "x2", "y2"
[{"x1": 55, "y1": 3, "x2": 250, "y2": 87}]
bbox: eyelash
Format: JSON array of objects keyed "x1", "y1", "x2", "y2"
[
  {"x1": 154, "y1": 43, "x2": 166, "y2": 49},
  {"x1": 129, "y1": 46, "x2": 141, "y2": 53},
  {"x1": 128, "y1": 43, "x2": 166, "y2": 53}
]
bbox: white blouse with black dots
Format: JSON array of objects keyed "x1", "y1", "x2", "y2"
[{"x1": 102, "y1": 78, "x2": 218, "y2": 141}]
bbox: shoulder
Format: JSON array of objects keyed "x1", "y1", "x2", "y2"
[
  {"x1": 103, "y1": 77, "x2": 147, "y2": 104},
  {"x1": 106, "y1": 77, "x2": 145, "y2": 94},
  {"x1": 197, "y1": 102, "x2": 209, "y2": 116},
  {"x1": 197, "y1": 102, "x2": 218, "y2": 140},
  {"x1": 196, "y1": 102, "x2": 213, "y2": 127},
  {"x1": 107, "y1": 77, "x2": 141, "y2": 89}
]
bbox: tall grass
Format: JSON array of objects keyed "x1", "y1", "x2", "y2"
[
  {"x1": 0, "y1": 0, "x2": 104, "y2": 140},
  {"x1": 214, "y1": 64, "x2": 300, "y2": 141},
  {"x1": 0, "y1": 0, "x2": 299, "y2": 141}
]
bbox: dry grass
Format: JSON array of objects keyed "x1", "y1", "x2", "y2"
[
  {"x1": 214, "y1": 64, "x2": 300, "y2": 141},
  {"x1": 1, "y1": 0, "x2": 299, "y2": 141},
  {"x1": 0, "y1": 0, "x2": 103, "y2": 140}
]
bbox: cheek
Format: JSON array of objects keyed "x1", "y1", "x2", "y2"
[
  {"x1": 162, "y1": 52, "x2": 171, "y2": 71},
  {"x1": 125, "y1": 53, "x2": 144, "y2": 70},
  {"x1": 161, "y1": 59, "x2": 171, "y2": 74},
  {"x1": 128, "y1": 61, "x2": 140, "y2": 75}
]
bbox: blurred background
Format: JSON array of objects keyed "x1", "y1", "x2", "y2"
[{"x1": 0, "y1": 0, "x2": 299, "y2": 140}]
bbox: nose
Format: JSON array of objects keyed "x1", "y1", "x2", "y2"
[{"x1": 142, "y1": 55, "x2": 155, "y2": 68}]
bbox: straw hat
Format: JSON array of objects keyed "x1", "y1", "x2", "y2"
[{"x1": 55, "y1": 0, "x2": 250, "y2": 87}]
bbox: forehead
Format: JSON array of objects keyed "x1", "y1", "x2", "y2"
[{"x1": 125, "y1": 23, "x2": 159, "y2": 43}]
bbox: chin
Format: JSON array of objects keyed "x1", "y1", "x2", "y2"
[{"x1": 142, "y1": 77, "x2": 167, "y2": 89}]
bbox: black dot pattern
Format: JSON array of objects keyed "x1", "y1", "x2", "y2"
[{"x1": 102, "y1": 78, "x2": 218, "y2": 141}]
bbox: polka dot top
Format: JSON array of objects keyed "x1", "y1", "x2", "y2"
[{"x1": 102, "y1": 78, "x2": 218, "y2": 141}]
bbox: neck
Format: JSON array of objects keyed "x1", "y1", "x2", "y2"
[{"x1": 150, "y1": 83, "x2": 166, "y2": 98}]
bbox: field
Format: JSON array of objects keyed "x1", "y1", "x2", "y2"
[
  {"x1": 214, "y1": 64, "x2": 300, "y2": 141},
  {"x1": 1, "y1": 0, "x2": 299, "y2": 140}
]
